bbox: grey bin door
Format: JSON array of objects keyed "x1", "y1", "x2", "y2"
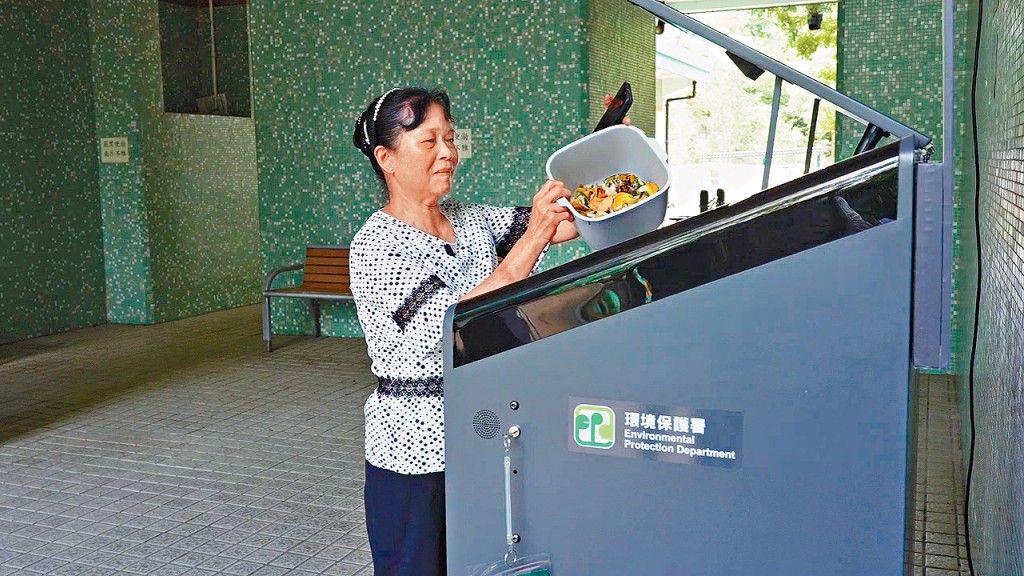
[{"x1": 443, "y1": 142, "x2": 916, "y2": 575}]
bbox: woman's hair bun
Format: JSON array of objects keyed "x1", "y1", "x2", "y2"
[{"x1": 353, "y1": 109, "x2": 373, "y2": 158}]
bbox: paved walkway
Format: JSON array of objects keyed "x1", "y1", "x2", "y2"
[{"x1": 0, "y1": 305, "x2": 971, "y2": 575}]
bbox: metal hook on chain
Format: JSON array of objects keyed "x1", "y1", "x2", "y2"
[{"x1": 502, "y1": 426, "x2": 521, "y2": 567}]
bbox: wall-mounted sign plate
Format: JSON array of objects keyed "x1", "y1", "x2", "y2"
[
  {"x1": 100, "y1": 137, "x2": 130, "y2": 164},
  {"x1": 455, "y1": 128, "x2": 472, "y2": 159}
]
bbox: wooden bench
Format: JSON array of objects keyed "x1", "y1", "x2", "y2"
[{"x1": 262, "y1": 245, "x2": 354, "y2": 351}]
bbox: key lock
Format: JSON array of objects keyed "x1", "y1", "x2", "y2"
[{"x1": 502, "y1": 425, "x2": 522, "y2": 566}]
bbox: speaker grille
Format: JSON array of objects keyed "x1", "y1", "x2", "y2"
[{"x1": 472, "y1": 409, "x2": 501, "y2": 439}]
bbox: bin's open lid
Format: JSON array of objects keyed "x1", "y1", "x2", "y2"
[{"x1": 450, "y1": 142, "x2": 902, "y2": 367}]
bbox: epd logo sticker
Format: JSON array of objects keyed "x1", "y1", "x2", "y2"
[{"x1": 574, "y1": 404, "x2": 615, "y2": 449}]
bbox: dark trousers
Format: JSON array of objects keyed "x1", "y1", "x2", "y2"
[{"x1": 364, "y1": 460, "x2": 447, "y2": 576}]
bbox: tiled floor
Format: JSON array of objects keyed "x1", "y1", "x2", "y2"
[
  {"x1": 0, "y1": 305, "x2": 971, "y2": 575},
  {"x1": 911, "y1": 373, "x2": 973, "y2": 576},
  {"x1": 0, "y1": 306, "x2": 375, "y2": 576}
]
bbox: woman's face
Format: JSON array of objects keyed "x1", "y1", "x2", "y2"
[{"x1": 385, "y1": 102, "x2": 459, "y2": 202}]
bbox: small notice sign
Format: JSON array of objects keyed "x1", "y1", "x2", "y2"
[
  {"x1": 569, "y1": 397, "x2": 743, "y2": 468},
  {"x1": 100, "y1": 137, "x2": 130, "y2": 163},
  {"x1": 455, "y1": 128, "x2": 472, "y2": 159}
]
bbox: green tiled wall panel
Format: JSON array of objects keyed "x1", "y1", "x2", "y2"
[
  {"x1": 953, "y1": 1, "x2": 1024, "y2": 572},
  {"x1": 951, "y1": 0, "x2": 977, "y2": 465},
  {"x1": 836, "y1": 0, "x2": 945, "y2": 162},
  {"x1": 250, "y1": 0, "x2": 654, "y2": 338},
  {"x1": 0, "y1": 0, "x2": 107, "y2": 344},
  {"x1": 146, "y1": 115, "x2": 261, "y2": 323},
  {"x1": 585, "y1": 0, "x2": 656, "y2": 135},
  {"x1": 159, "y1": 1, "x2": 211, "y2": 114},
  {"x1": 89, "y1": 0, "x2": 160, "y2": 324},
  {"x1": 215, "y1": 5, "x2": 252, "y2": 117}
]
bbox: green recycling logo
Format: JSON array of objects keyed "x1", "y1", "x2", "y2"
[{"x1": 574, "y1": 404, "x2": 615, "y2": 449}]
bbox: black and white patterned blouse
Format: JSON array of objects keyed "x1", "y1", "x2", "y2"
[{"x1": 350, "y1": 199, "x2": 542, "y2": 475}]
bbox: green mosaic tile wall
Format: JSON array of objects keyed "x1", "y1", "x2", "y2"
[
  {"x1": 250, "y1": 0, "x2": 654, "y2": 338},
  {"x1": 585, "y1": 0, "x2": 657, "y2": 134},
  {"x1": 950, "y1": 0, "x2": 977, "y2": 466},
  {"x1": 953, "y1": 1, "x2": 1024, "y2": 571},
  {"x1": 147, "y1": 115, "x2": 261, "y2": 323},
  {"x1": 90, "y1": 0, "x2": 159, "y2": 324},
  {"x1": 91, "y1": 0, "x2": 260, "y2": 326},
  {"x1": 159, "y1": 1, "x2": 212, "y2": 114},
  {"x1": 835, "y1": 0, "x2": 945, "y2": 162},
  {"x1": 215, "y1": 5, "x2": 252, "y2": 117},
  {"x1": 0, "y1": 0, "x2": 107, "y2": 345}
]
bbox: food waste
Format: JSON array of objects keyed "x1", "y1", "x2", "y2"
[{"x1": 570, "y1": 173, "x2": 660, "y2": 219}]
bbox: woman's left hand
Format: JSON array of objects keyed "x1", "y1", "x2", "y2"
[{"x1": 604, "y1": 94, "x2": 632, "y2": 126}]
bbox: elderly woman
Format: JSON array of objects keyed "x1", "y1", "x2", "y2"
[{"x1": 350, "y1": 86, "x2": 618, "y2": 575}]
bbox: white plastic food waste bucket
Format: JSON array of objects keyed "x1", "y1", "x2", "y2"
[{"x1": 546, "y1": 125, "x2": 672, "y2": 251}]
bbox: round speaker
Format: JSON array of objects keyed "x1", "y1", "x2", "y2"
[{"x1": 472, "y1": 409, "x2": 501, "y2": 439}]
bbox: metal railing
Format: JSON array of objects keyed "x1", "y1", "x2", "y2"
[{"x1": 631, "y1": 0, "x2": 932, "y2": 190}]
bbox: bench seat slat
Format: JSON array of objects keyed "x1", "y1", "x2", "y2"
[
  {"x1": 306, "y1": 256, "x2": 349, "y2": 266},
  {"x1": 302, "y1": 273, "x2": 349, "y2": 284},
  {"x1": 305, "y1": 264, "x2": 349, "y2": 275},
  {"x1": 266, "y1": 290, "x2": 353, "y2": 300},
  {"x1": 307, "y1": 247, "x2": 349, "y2": 258}
]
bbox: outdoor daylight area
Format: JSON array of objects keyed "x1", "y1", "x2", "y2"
[{"x1": 657, "y1": 3, "x2": 839, "y2": 219}]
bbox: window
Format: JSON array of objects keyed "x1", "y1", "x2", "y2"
[{"x1": 159, "y1": 0, "x2": 251, "y2": 117}]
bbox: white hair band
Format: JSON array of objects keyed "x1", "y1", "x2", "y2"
[{"x1": 364, "y1": 88, "x2": 402, "y2": 148}]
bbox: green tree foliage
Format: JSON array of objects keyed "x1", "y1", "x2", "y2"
[
  {"x1": 748, "y1": 4, "x2": 837, "y2": 58},
  {"x1": 664, "y1": 5, "x2": 838, "y2": 167},
  {"x1": 747, "y1": 3, "x2": 837, "y2": 84}
]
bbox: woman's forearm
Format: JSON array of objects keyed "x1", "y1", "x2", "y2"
[{"x1": 460, "y1": 233, "x2": 548, "y2": 301}]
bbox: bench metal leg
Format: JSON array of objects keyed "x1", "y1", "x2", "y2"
[
  {"x1": 310, "y1": 299, "x2": 322, "y2": 338},
  {"x1": 263, "y1": 296, "x2": 274, "y2": 352}
]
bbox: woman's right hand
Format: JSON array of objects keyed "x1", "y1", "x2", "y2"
[{"x1": 527, "y1": 180, "x2": 573, "y2": 243}]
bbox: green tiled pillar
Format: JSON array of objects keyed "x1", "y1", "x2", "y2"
[
  {"x1": 89, "y1": 0, "x2": 159, "y2": 324},
  {"x1": 0, "y1": 0, "x2": 107, "y2": 344}
]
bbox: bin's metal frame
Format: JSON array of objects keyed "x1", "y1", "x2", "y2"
[{"x1": 630, "y1": 0, "x2": 952, "y2": 369}]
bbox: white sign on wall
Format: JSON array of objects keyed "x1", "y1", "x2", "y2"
[
  {"x1": 100, "y1": 137, "x2": 130, "y2": 163},
  {"x1": 455, "y1": 128, "x2": 472, "y2": 159}
]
